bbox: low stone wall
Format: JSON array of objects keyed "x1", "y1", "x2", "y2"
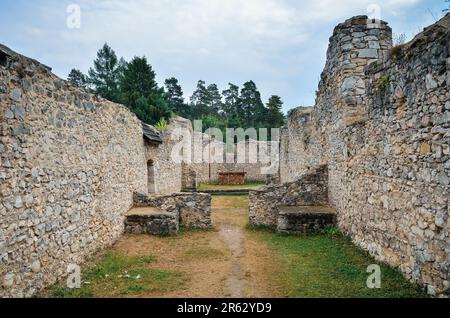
[
  {"x1": 125, "y1": 208, "x2": 179, "y2": 236},
  {"x1": 249, "y1": 166, "x2": 328, "y2": 227},
  {"x1": 218, "y1": 172, "x2": 246, "y2": 185},
  {"x1": 133, "y1": 192, "x2": 212, "y2": 229}
]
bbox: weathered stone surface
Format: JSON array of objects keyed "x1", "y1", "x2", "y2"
[
  {"x1": 0, "y1": 45, "x2": 196, "y2": 297},
  {"x1": 125, "y1": 207, "x2": 179, "y2": 236},
  {"x1": 279, "y1": 14, "x2": 449, "y2": 296},
  {"x1": 250, "y1": 166, "x2": 329, "y2": 227},
  {"x1": 277, "y1": 206, "x2": 337, "y2": 234},
  {"x1": 134, "y1": 192, "x2": 212, "y2": 229}
]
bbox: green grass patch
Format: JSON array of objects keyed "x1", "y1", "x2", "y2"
[
  {"x1": 253, "y1": 231, "x2": 428, "y2": 298},
  {"x1": 47, "y1": 252, "x2": 187, "y2": 298}
]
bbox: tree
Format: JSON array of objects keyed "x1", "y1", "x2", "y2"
[
  {"x1": 222, "y1": 83, "x2": 240, "y2": 116},
  {"x1": 206, "y1": 83, "x2": 223, "y2": 115},
  {"x1": 239, "y1": 81, "x2": 265, "y2": 127},
  {"x1": 164, "y1": 77, "x2": 187, "y2": 116},
  {"x1": 88, "y1": 43, "x2": 121, "y2": 102},
  {"x1": 68, "y1": 69, "x2": 88, "y2": 88},
  {"x1": 190, "y1": 80, "x2": 210, "y2": 117},
  {"x1": 120, "y1": 56, "x2": 170, "y2": 125},
  {"x1": 265, "y1": 95, "x2": 285, "y2": 129}
]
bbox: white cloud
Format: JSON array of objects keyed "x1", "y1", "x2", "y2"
[{"x1": 11, "y1": 0, "x2": 423, "y2": 110}]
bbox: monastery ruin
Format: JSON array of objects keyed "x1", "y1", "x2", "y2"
[{"x1": 0, "y1": 14, "x2": 449, "y2": 297}]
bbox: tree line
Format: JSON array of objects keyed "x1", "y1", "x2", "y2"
[{"x1": 68, "y1": 43, "x2": 286, "y2": 132}]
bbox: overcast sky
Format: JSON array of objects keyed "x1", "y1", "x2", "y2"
[{"x1": 0, "y1": 0, "x2": 446, "y2": 113}]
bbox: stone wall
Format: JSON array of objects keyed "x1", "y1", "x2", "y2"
[
  {"x1": 280, "y1": 107, "x2": 314, "y2": 182},
  {"x1": 0, "y1": 45, "x2": 148, "y2": 297},
  {"x1": 189, "y1": 135, "x2": 272, "y2": 184},
  {"x1": 145, "y1": 117, "x2": 188, "y2": 195},
  {"x1": 249, "y1": 165, "x2": 328, "y2": 227},
  {"x1": 133, "y1": 192, "x2": 212, "y2": 229},
  {"x1": 278, "y1": 15, "x2": 450, "y2": 295}
]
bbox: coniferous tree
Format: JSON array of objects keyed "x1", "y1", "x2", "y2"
[
  {"x1": 88, "y1": 43, "x2": 121, "y2": 102},
  {"x1": 164, "y1": 77, "x2": 187, "y2": 116},
  {"x1": 120, "y1": 56, "x2": 170, "y2": 125},
  {"x1": 206, "y1": 83, "x2": 223, "y2": 115},
  {"x1": 239, "y1": 81, "x2": 265, "y2": 127},
  {"x1": 68, "y1": 69, "x2": 88, "y2": 88},
  {"x1": 265, "y1": 95, "x2": 286, "y2": 128},
  {"x1": 222, "y1": 83, "x2": 242, "y2": 127},
  {"x1": 190, "y1": 80, "x2": 210, "y2": 117}
]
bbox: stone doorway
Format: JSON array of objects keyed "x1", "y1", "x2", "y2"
[{"x1": 147, "y1": 160, "x2": 156, "y2": 194}]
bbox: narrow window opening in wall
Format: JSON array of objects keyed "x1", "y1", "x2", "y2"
[{"x1": 147, "y1": 160, "x2": 156, "y2": 194}]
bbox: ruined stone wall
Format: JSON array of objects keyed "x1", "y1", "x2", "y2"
[
  {"x1": 279, "y1": 15, "x2": 450, "y2": 295},
  {"x1": 188, "y1": 136, "x2": 271, "y2": 184},
  {"x1": 145, "y1": 117, "x2": 187, "y2": 195},
  {"x1": 133, "y1": 192, "x2": 212, "y2": 229},
  {"x1": 249, "y1": 165, "x2": 329, "y2": 227},
  {"x1": 280, "y1": 107, "x2": 315, "y2": 182},
  {"x1": 0, "y1": 45, "x2": 148, "y2": 297}
]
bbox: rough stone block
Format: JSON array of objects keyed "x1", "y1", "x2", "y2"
[
  {"x1": 125, "y1": 207, "x2": 179, "y2": 236},
  {"x1": 277, "y1": 206, "x2": 337, "y2": 234}
]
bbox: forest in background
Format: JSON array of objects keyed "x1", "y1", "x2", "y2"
[{"x1": 68, "y1": 43, "x2": 286, "y2": 134}]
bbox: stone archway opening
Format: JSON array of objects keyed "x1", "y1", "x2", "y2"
[{"x1": 147, "y1": 159, "x2": 156, "y2": 194}]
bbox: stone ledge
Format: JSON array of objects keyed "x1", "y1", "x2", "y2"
[
  {"x1": 125, "y1": 207, "x2": 179, "y2": 236},
  {"x1": 277, "y1": 205, "x2": 337, "y2": 234}
]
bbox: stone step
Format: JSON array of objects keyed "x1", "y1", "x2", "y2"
[
  {"x1": 277, "y1": 205, "x2": 337, "y2": 234},
  {"x1": 125, "y1": 207, "x2": 179, "y2": 236}
]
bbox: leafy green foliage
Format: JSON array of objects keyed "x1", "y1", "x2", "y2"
[
  {"x1": 155, "y1": 118, "x2": 169, "y2": 131},
  {"x1": 377, "y1": 74, "x2": 390, "y2": 92}
]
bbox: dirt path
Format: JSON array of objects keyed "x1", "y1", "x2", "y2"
[{"x1": 111, "y1": 195, "x2": 284, "y2": 298}]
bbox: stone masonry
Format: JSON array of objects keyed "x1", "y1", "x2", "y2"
[
  {"x1": 0, "y1": 44, "x2": 210, "y2": 297},
  {"x1": 274, "y1": 15, "x2": 450, "y2": 296},
  {"x1": 133, "y1": 192, "x2": 212, "y2": 230},
  {"x1": 249, "y1": 165, "x2": 329, "y2": 227}
]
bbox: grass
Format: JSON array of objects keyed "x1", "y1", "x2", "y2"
[
  {"x1": 212, "y1": 195, "x2": 250, "y2": 209},
  {"x1": 46, "y1": 251, "x2": 187, "y2": 298},
  {"x1": 249, "y1": 228, "x2": 428, "y2": 298},
  {"x1": 198, "y1": 182, "x2": 265, "y2": 191}
]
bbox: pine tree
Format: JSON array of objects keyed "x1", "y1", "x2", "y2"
[
  {"x1": 222, "y1": 83, "x2": 242, "y2": 128},
  {"x1": 68, "y1": 69, "x2": 88, "y2": 88},
  {"x1": 88, "y1": 43, "x2": 121, "y2": 102},
  {"x1": 190, "y1": 80, "x2": 210, "y2": 117},
  {"x1": 239, "y1": 81, "x2": 265, "y2": 127},
  {"x1": 120, "y1": 56, "x2": 170, "y2": 125},
  {"x1": 266, "y1": 95, "x2": 285, "y2": 128},
  {"x1": 206, "y1": 83, "x2": 223, "y2": 115},
  {"x1": 164, "y1": 77, "x2": 187, "y2": 116}
]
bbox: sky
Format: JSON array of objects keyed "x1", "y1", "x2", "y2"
[{"x1": 0, "y1": 0, "x2": 447, "y2": 113}]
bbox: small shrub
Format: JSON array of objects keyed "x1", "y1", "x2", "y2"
[
  {"x1": 155, "y1": 118, "x2": 169, "y2": 131},
  {"x1": 390, "y1": 44, "x2": 406, "y2": 60},
  {"x1": 376, "y1": 74, "x2": 390, "y2": 92},
  {"x1": 320, "y1": 226, "x2": 342, "y2": 238}
]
